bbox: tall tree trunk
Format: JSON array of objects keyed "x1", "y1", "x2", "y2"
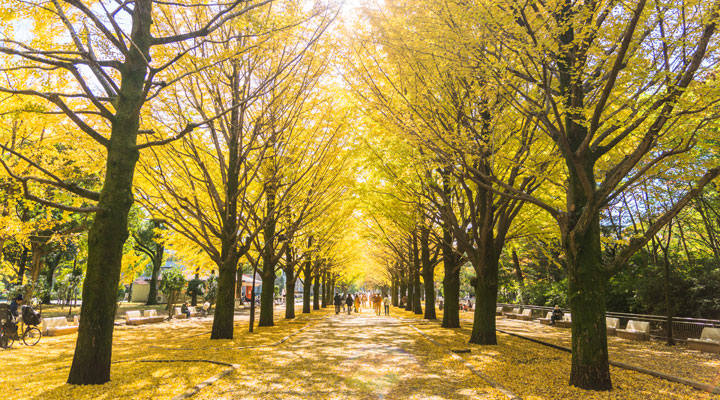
[
  {"x1": 258, "y1": 267, "x2": 276, "y2": 327},
  {"x1": 660, "y1": 228, "x2": 675, "y2": 346},
  {"x1": 411, "y1": 232, "x2": 423, "y2": 315},
  {"x1": 413, "y1": 263, "x2": 423, "y2": 315},
  {"x1": 258, "y1": 170, "x2": 277, "y2": 327},
  {"x1": 321, "y1": 271, "x2": 327, "y2": 308},
  {"x1": 67, "y1": 2, "x2": 151, "y2": 384},
  {"x1": 211, "y1": 58, "x2": 244, "y2": 339},
  {"x1": 146, "y1": 242, "x2": 164, "y2": 306},
  {"x1": 302, "y1": 275, "x2": 312, "y2": 313},
  {"x1": 313, "y1": 266, "x2": 320, "y2": 310},
  {"x1": 400, "y1": 279, "x2": 407, "y2": 306},
  {"x1": 421, "y1": 227, "x2": 436, "y2": 319},
  {"x1": 17, "y1": 246, "x2": 29, "y2": 284},
  {"x1": 440, "y1": 168, "x2": 460, "y2": 328},
  {"x1": 391, "y1": 277, "x2": 399, "y2": 307},
  {"x1": 469, "y1": 255, "x2": 499, "y2": 345},
  {"x1": 42, "y1": 254, "x2": 61, "y2": 305},
  {"x1": 285, "y1": 267, "x2": 296, "y2": 319},
  {"x1": 302, "y1": 237, "x2": 313, "y2": 314},
  {"x1": 512, "y1": 249, "x2": 525, "y2": 305},
  {"x1": 441, "y1": 228, "x2": 460, "y2": 328},
  {"x1": 566, "y1": 221, "x2": 610, "y2": 389},
  {"x1": 405, "y1": 273, "x2": 413, "y2": 312},
  {"x1": 212, "y1": 260, "x2": 237, "y2": 339}
]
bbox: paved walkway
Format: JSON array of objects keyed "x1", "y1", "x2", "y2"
[{"x1": 196, "y1": 310, "x2": 504, "y2": 399}]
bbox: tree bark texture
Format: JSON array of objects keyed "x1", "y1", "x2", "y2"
[{"x1": 67, "y1": 0, "x2": 150, "y2": 384}]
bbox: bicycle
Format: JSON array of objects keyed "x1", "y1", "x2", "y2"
[
  {"x1": 0, "y1": 321, "x2": 41, "y2": 348},
  {"x1": 0, "y1": 303, "x2": 42, "y2": 349}
]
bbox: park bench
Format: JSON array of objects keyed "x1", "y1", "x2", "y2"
[
  {"x1": 516, "y1": 309, "x2": 533, "y2": 321},
  {"x1": 125, "y1": 310, "x2": 165, "y2": 325},
  {"x1": 503, "y1": 307, "x2": 521, "y2": 318},
  {"x1": 616, "y1": 320, "x2": 650, "y2": 341},
  {"x1": 173, "y1": 306, "x2": 201, "y2": 319},
  {"x1": 496, "y1": 306, "x2": 504, "y2": 316},
  {"x1": 606, "y1": 317, "x2": 620, "y2": 336},
  {"x1": 41, "y1": 316, "x2": 78, "y2": 336},
  {"x1": 556, "y1": 313, "x2": 572, "y2": 328},
  {"x1": 537, "y1": 311, "x2": 553, "y2": 325},
  {"x1": 687, "y1": 327, "x2": 720, "y2": 354}
]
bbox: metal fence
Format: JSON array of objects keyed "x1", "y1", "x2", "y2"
[{"x1": 496, "y1": 303, "x2": 720, "y2": 341}]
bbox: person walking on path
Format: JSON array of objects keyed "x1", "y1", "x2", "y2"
[
  {"x1": 354, "y1": 294, "x2": 362, "y2": 313},
  {"x1": 383, "y1": 295, "x2": 390, "y2": 316},
  {"x1": 345, "y1": 294, "x2": 354, "y2": 315},
  {"x1": 334, "y1": 293, "x2": 343, "y2": 315},
  {"x1": 372, "y1": 294, "x2": 382, "y2": 316}
]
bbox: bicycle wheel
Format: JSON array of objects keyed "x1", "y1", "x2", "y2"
[
  {"x1": 23, "y1": 327, "x2": 41, "y2": 346},
  {"x1": 0, "y1": 332, "x2": 14, "y2": 349}
]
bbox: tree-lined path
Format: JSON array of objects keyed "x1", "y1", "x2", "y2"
[
  {"x1": 196, "y1": 310, "x2": 504, "y2": 399},
  {"x1": 3, "y1": 0, "x2": 720, "y2": 398}
]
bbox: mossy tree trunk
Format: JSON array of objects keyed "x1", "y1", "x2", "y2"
[{"x1": 67, "y1": 1, "x2": 151, "y2": 384}]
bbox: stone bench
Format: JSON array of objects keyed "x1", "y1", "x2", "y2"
[
  {"x1": 125, "y1": 310, "x2": 165, "y2": 325},
  {"x1": 41, "y1": 316, "x2": 78, "y2": 336},
  {"x1": 617, "y1": 320, "x2": 650, "y2": 341},
  {"x1": 495, "y1": 306, "x2": 504, "y2": 316},
  {"x1": 556, "y1": 314, "x2": 572, "y2": 328},
  {"x1": 516, "y1": 309, "x2": 533, "y2": 321},
  {"x1": 537, "y1": 311, "x2": 553, "y2": 325},
  {"x1": 173, "y1": 306, "x2": 201, "y2": 319},
  {"x1": 606, "y1": 317, "x2": 620, "y2": 336},
  {"x1": 688, "y1": 327, "x2": 720, "y2": 354},
  {"x1": 503, "y1": 307, "x2": 522, "y2": 318}
]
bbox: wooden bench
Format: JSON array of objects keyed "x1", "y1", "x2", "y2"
[
  {"x1": 617, "y1": 320, "x2": 650, "y2": 341},
  {"x1": 173, "y1": 306, "x2": 201, "y2": 319},
  {"x1": 495, "y1": 306, "x2": 504, "y2": 316},
  {"x1": 688, "y1": 327, "x2": 720, "y2": 354},
  {"x1": 606, "y1": 317, "x2": 620, "y2": 336},
  {"x1": 41, "y1": 316, "x2": 78, "y2": 336},
  {"x1": 125, "y1": 310, "x2": 165, "y2": 325},
  {"x1": 503, "y1": 307, "x2": 521, "y2": 318},
  {"x1": 537, "y1": 311, "x2": 553, "y2": 325},
  {"x1": 556, "y1": 314, "x2": 572, "y2": 328}
]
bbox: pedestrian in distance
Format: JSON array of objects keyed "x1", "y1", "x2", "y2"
[
  {"x1": 345, "y1": 294, "x2": 354, "y2": 315},
  {"x1": 372, "y1": 294, "x2": 382, "y2": 316},
  {"x1": 383, "y1": 294, "x2": 390, "y2": 316},
  {"x1": 334, "y1": 293, "x2": 343, "y2": 315},
  {"x1": 354, "y1": 294, "x2": 361, "y2": 313}
]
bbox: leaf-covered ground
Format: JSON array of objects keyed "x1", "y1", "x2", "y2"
[
  {"x1": 494, "y1": 316, "x2": 720, "y2": 387},
  {"x1": 4, "y1": 306, "x2": 720, "y2": 399}
]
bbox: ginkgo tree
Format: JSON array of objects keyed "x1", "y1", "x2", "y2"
[
  {"x1": 0, "y1": 0, "x2": 275, "y2": 385},
  {"x1": 475, "y1": 0, "x2": 720, "y2": 390}
]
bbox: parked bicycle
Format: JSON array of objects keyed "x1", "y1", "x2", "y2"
[{"x1": 0, "y1": 303, "x2": 42, "y2": 349}]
